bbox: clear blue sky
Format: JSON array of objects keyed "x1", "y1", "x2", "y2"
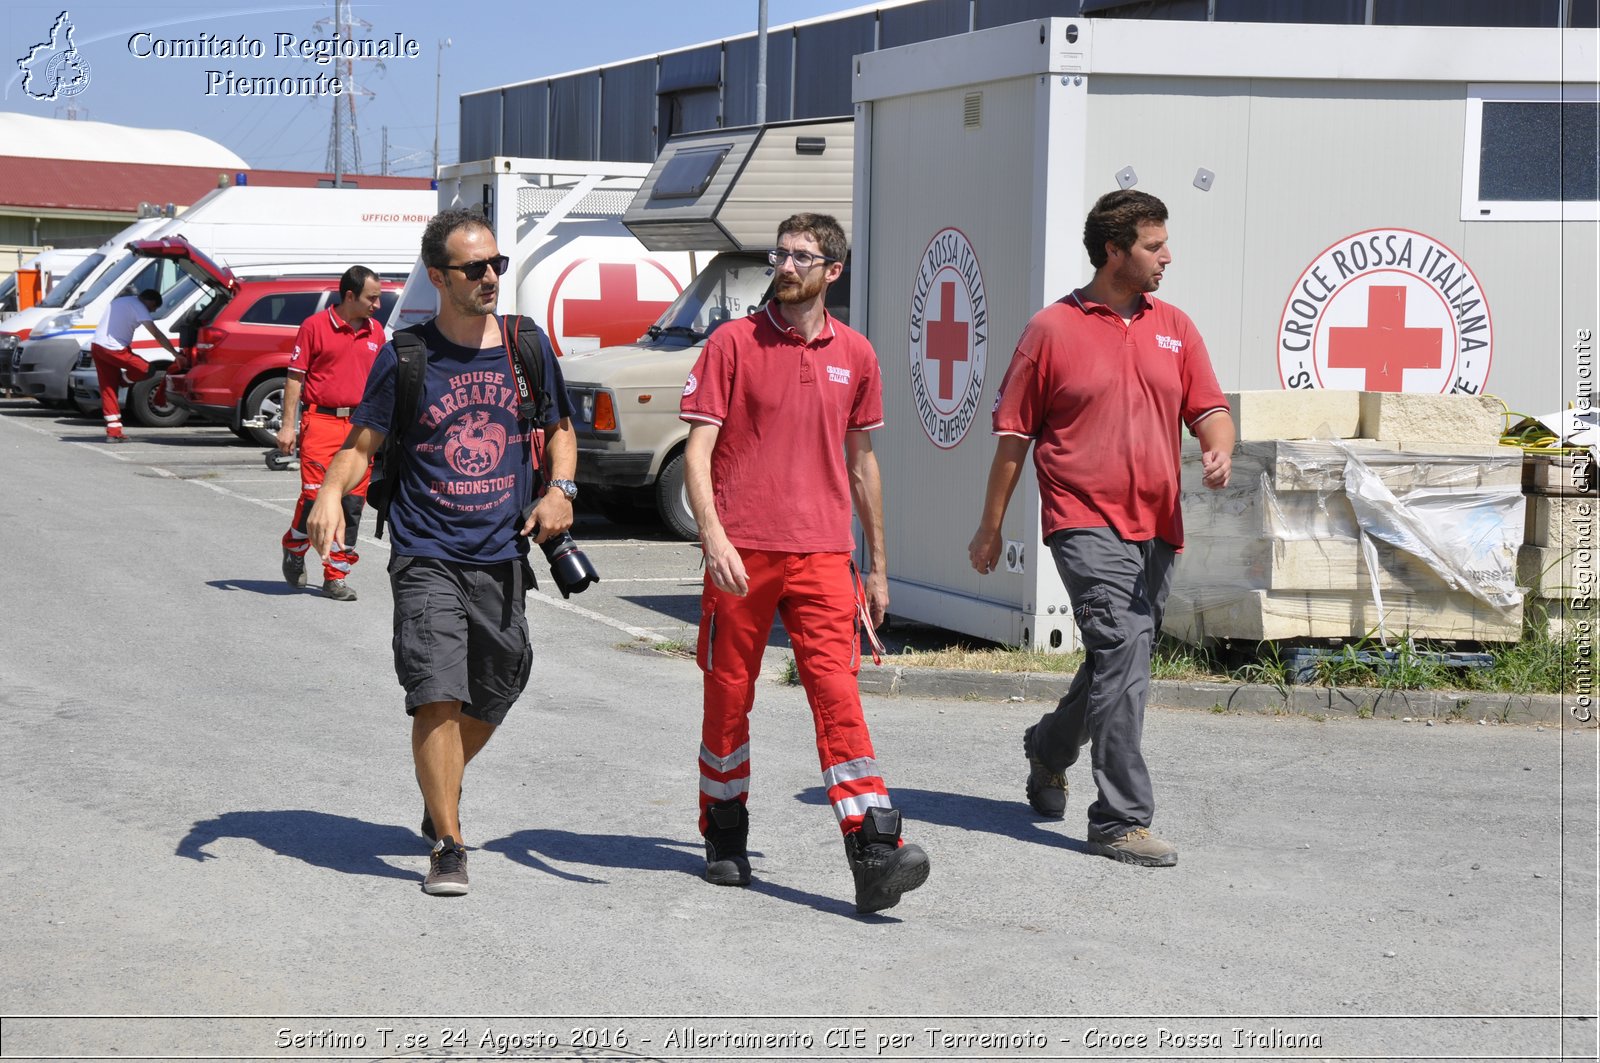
[{"x1": 2, "y1": 1, "x2": 868, "y2": 174}]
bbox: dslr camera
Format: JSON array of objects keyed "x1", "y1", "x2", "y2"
[{"x1": 521, "y1": 502, "x2": 600, "y2": 598}]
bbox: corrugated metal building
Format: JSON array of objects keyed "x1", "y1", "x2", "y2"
[{"x1": 458, "y1": 0, "x2": 1598, "y2": 164}]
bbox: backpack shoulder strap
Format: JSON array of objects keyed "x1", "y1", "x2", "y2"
[
  {"x1": 372, "y1": 325, "x2": 429, "y2": 540},
  {"x1": 390, "y1": 325, "x2": 429, "y2": 429}
]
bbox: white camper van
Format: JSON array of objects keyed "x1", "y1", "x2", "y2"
[
  {"x1": 560, "y1": 118, "x2": 853, "y2": 538},
  {"x1": 12, "y1": 186, "x2": 432, "y2": 420}
]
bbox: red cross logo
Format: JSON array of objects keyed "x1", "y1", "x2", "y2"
[
  {"x1": 561, "y1": 263, "x2": 674, "y2": 351},
  {"x1": 925, "y1": 281, "x2": 969, "y2": 402},
  {"x1": 1326, "y1": 286, "x2": 1443, "y2": 392}
]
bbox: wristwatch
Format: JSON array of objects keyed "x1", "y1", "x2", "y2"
[{"x1": 548, "y1": 478, "x2": 579, "y2": 501}]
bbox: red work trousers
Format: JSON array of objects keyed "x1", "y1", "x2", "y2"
[
  {"x1": 90, "y1": 344, "x2": 153, "y2": 438},
  {"x1": 282, "y1": 409, "x2": 370, "y2": 582},
  {"x1": 696, "y1": 549, "x2": 891, "y2": 837}
]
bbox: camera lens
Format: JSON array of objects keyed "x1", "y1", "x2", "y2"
[{"x1": 539, "y1": 531, "x2": 599, "y2": 598}]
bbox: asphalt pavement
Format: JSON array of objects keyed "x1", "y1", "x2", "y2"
[{"x1": 1, "y1": 400, "x2": 1595, "y2": 1063}]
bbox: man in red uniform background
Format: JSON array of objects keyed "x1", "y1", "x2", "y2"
[
  {"x1": 968, "y1": 189, "x2": 1234, "y2": 868},
  {"x1": 278, "y1": 266, "x2": 385, "y2": 601},
  {"x1": 681, "y1": 212, "x2": 930, "y2": 915}
]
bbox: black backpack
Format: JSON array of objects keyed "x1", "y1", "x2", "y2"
[{"x1": 367, "y1": 314, "x2": 554, "y2": 539}]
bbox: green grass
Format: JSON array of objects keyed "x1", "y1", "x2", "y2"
[
  {"x1": 887, "y1": 623, "x2": 1586, "y2": 696},
  {"x1": 649, "y1": 638, "x2": 694, "y2": 658}
]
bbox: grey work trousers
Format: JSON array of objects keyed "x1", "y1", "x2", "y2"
[{"x1": 1033, "y1": 526, "x2": 1176, "y2": 837}]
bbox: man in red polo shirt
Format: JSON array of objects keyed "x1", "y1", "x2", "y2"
[
  {"x1": 277, "y1": 266, "x2": 386, "y2": 601},
  {"x1": 681, "y1": 212, "x2": 930, "y2": 915},
  {"x1": 967, "y1": 190, "x2": 1234, "y2": 868}
]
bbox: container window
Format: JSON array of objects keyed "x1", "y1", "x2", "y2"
[
  {"x1": 1463, "y1": 84, "x2": 1598, "y2": 221},
  {"x1": 651, "y1": 145, "x2": 731, "y2": 201}
]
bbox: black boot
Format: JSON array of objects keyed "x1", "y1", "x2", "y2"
[
  {"x1": 703, "y1": 799, "x2": 751, "y2": 886},
  {"x1": 843, "y1": 807, "x2": 930, "y2": 914}
]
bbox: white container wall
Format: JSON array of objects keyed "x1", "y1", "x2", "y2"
[{"x1": 853, "y1": 17, "x2": 1594, "y2": 652}]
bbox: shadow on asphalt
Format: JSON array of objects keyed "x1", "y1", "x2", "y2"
[
  {"x1": 175, "y1": 810, "x2": 418, "y2": 881},
  {"x1": 615, "y1": 591, "x2": 824, "y2": 653},
  {"x1": 482, "y1": 828, "x2": 704, "y2": 885},
  {"x1": 137, "y1": 432, "x2": 253, "y2": 449},
  {"x1": 793, "y1": 786, "x2": 1091, "y2": 854},
  {"x1": 484, "y1": 828, "x2": 866, "y2": 918},
  {"x1": 618, "y1": 593, "x2": 701, "y2": 627},
  {"x1": 206, "y1": 578, "x2": 310, "y2": 597}
]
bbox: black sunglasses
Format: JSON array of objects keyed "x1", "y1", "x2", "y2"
[{"x1": 441, "y1": 254, "x2": 510, "y2": 281}]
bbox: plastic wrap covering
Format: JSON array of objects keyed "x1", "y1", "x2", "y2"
[{"x1": 1165, "y1": 440, "x2": 1526, "y2": 645}]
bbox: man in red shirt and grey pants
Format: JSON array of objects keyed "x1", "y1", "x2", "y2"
[
  {"x1": 681, "y1": 212, "x2": 930, "y2": 914},
  {"x1": 277, "y1": 266, "x2": 386, "y2": 601},
  {"x1": 968, "y1": 190, "x2": 1235, "y2": 868}
]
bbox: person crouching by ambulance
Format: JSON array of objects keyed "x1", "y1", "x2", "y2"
[{"x1": 91, "y1": 288, "x2": 178, "y2": 443}]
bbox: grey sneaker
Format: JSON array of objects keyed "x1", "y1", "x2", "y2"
[
  {"x1": 281, "y1": 547, "x2": 306, "y2": 588},
  {"x1": 321, "y1": 578, "x2": 357, "y2": 602},
  {"x1": 1023, "y1": 724, "x2": 1067, "y2": 819},
  {"x1": 1087, "y1": 826, "x2": 1178, "y2": 868},
  {"x1": 703, "y1": 798, "x2": 751, "y2": 886},
  {"x1": 423, "y1": 836, "x2": 469, "y2": 896},
  {"x1": 843, "y1": 807, "x2": 930, "y2": 914}
]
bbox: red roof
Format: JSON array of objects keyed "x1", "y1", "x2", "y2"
[{"x1": 0, "y1": 156, "x2": 433, "y2": 213}]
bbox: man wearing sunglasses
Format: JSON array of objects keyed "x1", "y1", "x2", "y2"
[
  {"x1": 308, "y1": 208, "x2": 576, "y2": 897},
  {"x1": 680, "y1": 212, "x2": 930, "y2": 914}
]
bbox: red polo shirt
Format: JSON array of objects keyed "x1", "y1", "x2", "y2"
[
  {"x1": 681, "y1": 304, "x2": 884, "y2": 553},
  {"x1": 287, "y1": 305, "x2": 386, "y2": 409},
  {"x1": 992, "y1": 290, "x2": 1228, "y2": 548}
]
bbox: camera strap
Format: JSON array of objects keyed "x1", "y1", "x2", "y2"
[
  {"x1": 499, "y1": 314, "x2": 550, "y2": 488},
  {"x1": 500, "y1": 315, "x2": 538, "y2": 421}
]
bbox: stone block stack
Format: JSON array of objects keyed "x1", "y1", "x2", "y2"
[{"x1": 1165, "y1": 391, "x2": 1526, "y2": 645}]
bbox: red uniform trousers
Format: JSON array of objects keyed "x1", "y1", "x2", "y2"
[
  {"x1": 696, "y1": 549, "x2": 891, "y2": 837},
  {"x1": 282, "y1": 409, "x2": 372, "y2": 582},
  {"x1": 90, "y1": 344, "x2": 154, "y2": 438}
]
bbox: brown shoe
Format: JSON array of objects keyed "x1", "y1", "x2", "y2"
[
  {"x1": 321, "y1": 579, "x2": 357, "y2": 602},
  {"x1": 1087, "y1": 826, "x2": 1177, "y2": 867},
  {"x1": 1023, "y1": 724, "x2": 1067, "y2": 818}
]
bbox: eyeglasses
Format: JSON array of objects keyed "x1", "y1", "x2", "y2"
[
  {"x1": 441, "y1": 254, "x2": 510, "y2": 281},
  {"x1": 767, "y1": 248, "x2": 836, "y2": 270}
]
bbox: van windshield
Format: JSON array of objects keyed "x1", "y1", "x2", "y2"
[
  {"x1": 649, "y1": 253, "x2": 774, "y2": 342},
  {"x1": 38, "y1": 252, "x2": 107, "y2": 308},
  {"x1": 71, "y1": 252, "x2": 136, "y2": 308}
]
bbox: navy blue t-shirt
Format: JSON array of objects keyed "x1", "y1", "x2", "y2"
[{"x1": 352, "y1": 318, "x2": 574, "y2": 564}]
